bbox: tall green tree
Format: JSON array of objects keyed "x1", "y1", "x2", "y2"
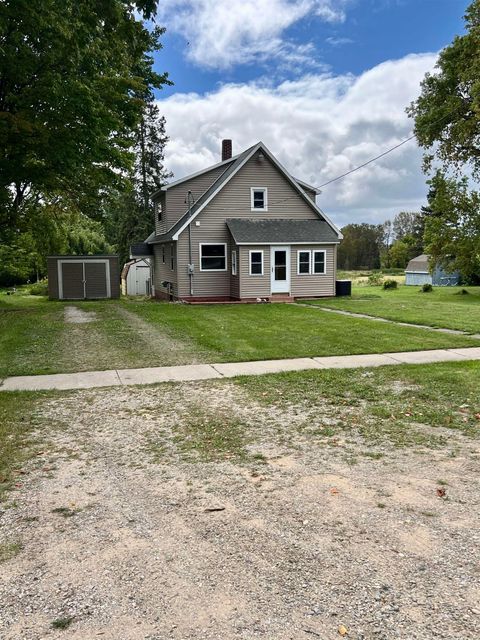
[
  {"x1": 105, "y1": 100, "x2": 172, "y2": 265},
  {"x1": 423, "y1": 172, "x2": 480, "y2": 282},
  {"x1": 408, "y1": 0, "x2": 480, "y2": 280},
  {"x1": 0, "y1": 0, "x2": 169, "y2": 238},
  {"x1": 337, "y1": 223, "x2": 384, "y2": 270},
  {"x1": 407, "y1": 1, "x2": 480, "y2": 177}
]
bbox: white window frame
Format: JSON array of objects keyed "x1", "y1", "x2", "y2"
[
  {"x1": 199, "y1": 243, "x2": 227, "y2": 272},
  {"x1": 157, "y1": 201, "x2": 162, "y2": 221},
  {"x1": 231, "y1": 250, "x2": 237, "y2": 276},
  {"x1": 297, "y1": 250, "x2": 311, "y2": 275},
  {"x1": 250, "y1": 187, "x2": 268, "y2": 212},
  {"x1": 313, "y1": 249, "x2": 326, "y2": 275},
  {"x1": 249, "y1": 249, "x2": 264, "y2": 276},
  {"x1": 296, "y1": 249, "x2": 327, "y2": 275}
]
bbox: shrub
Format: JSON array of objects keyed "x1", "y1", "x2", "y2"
[
  {"x1": 382, "y1": 279, "x2": 398, "y2": 290},
  {"x1": 456, "y1": 288, "x2": 469, "y2": 295},
  {"x1": 421, "y1": 283, "x2": 433, "y2": 293},
  {"x1": 28, "y1": 280, "x2": 48, "y2": 296},
  {"x1": 367, "y1": 273, "x2": 384, "y2": 286}
]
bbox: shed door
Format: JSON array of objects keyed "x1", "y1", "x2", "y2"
[
  {"x1": 85, "y1": 262, "x2": 108, "y2": 298},
  {"x1": 61, "y1": 262, "x2": 85, "y2": 299}
]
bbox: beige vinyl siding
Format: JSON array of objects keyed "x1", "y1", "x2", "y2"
[
  {"x1": 163, "y1": 165, "x2": 229, "y2": 231},
  {"x1": 153, "y1": 243, "x2": 178, "y2": 297},
  {"x1": 175, "y1": 154, "x2": 322, "y2": 298},
  {"x1": 155, "y1": 193, "x2": 167, "y2": 236},
  {"x1": 239, "y1": 246, "x2": 270, "y2": 298},
  {"x1": 177, "y1": 233, "x2": 231, "y2": 297},
  {"x1": 290, "y1": 244, "x2": 336, "y2": 297},
  {"x1": 197, "y1": 154, "x2": 319, "y2": 221}
]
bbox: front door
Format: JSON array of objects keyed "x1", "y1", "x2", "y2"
[{"x1": 270, "y1": 246, "x2": 290, "y2": 294}]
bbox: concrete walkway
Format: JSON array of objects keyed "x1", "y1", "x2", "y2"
[{"x1": 2, "y1": 347, "x2": 480, "y2": 392}]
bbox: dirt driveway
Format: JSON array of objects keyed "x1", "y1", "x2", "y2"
[{"x1": 1, "y1": 381, "x2": 479, "y2": 640}]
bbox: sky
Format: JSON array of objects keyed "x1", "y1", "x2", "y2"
[{"x1": 151, "y1": 0, "x2": 468, "y2": 227}]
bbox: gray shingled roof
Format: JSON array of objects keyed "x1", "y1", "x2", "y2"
[
  {"x1": 405, "y1": 254, "x2": 430, "y2": 273},
  {"x1": 226, "y1": 219, "x2": 340, "y2": 244}
]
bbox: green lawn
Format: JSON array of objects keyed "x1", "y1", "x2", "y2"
[
  {"x1": 305, "y1": 285, "x2": 480, "y2": 334},
  {"x1": 236, "y1": 359, "x2": 480, "y2": 447},
  {"x1": 1, "y1": 293, "x2": 479, "y2": 378},
  {"x1": 125, "y1": 298, "x2": 478, "y2": 361}
]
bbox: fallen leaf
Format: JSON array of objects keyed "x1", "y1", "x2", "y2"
[
  {"x1": 436, "y1": 488, "x2": 446, "y2": 498},
  {"x1": 330, "y1": 487, "x2": 340, "y2": 495},
  {"x1": 338, "y1": 624, "x2": 349, "y2": 636}
]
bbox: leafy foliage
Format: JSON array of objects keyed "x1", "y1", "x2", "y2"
[
  {"x1": 407, "y1": 1, "x2": 480, "y2": 178},
  {"x1": 423, "y1": 172, "x2": 480, "y2": 282},
  {"x1": 382, "y1": 279, "x2": 398, "y2": 290}
]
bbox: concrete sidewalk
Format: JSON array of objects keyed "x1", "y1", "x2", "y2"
[{"x1": 1, "y1": 347, "x2": 480, "y2": 392}]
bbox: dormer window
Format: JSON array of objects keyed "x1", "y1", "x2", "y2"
[{"x1": 251, "y1": 187, "x2": 267, "y2": 211}]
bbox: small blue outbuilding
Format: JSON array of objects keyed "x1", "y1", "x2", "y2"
[{"x1": 405, "y1": 254, "x2": 460, "y2": 286}]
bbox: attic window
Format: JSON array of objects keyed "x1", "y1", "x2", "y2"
[
  {"x1": 157, "y1": 201, "x2": 162, "y2": 221},
  {"x1": 251, "y1": 187, "x2": 267, "y2": 211}
]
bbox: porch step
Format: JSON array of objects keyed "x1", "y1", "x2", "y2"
[{"x1": 268, "y1": 294, "x2": 295, "y2": 303}]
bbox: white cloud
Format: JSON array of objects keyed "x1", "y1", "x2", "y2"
[
  {"x1": 157, "y1": 0, "x2": 348, "y2": 69},
  {"x1": 158, "y1": 53, "x2": 437, "y2": 226},
  {"x1": 326, "y1": 36, "x2": 354, "y2": 46}
]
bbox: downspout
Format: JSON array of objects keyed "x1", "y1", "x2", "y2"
[{"x1": 186, "y1": 190, "x2": 195, "y2": 297}]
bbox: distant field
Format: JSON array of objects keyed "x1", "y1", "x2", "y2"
[
  {"x1": 337, "y1": 269, "x2": 405, "y2": 285},
  {"x1": 305, "y1": 284, "x2": 480, "y2": 334}
]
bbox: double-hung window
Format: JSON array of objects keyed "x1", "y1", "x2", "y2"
[
  {"x1": 313, "y1": 250, "x2": 326, "y2": 274},
  {"x1": 297, "y1": 251, "x2": 311, "y2": 274},
  {"x1": 249, "y1": 250, "x2": 264, "y2": 276},
  {"x1": 231, "y1": 250, "x2": 237, "y2": 276},
  {"x1": 200, "y1": 244, "x2": 227, "y2": 271},
  {"x1": 251, "y1": 187, "x2": 268, "y2": 211},
  {"x1": 170, "y1": 244, "x2": 175, "y2": 271},
  {"x1": 157, "y1": 201, "x2": 162, "y2": 221},
  {"x1": 297, "y1": 250, "x2": 326, "y2": 275}
]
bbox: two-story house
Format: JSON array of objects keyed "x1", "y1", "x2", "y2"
[{"x1": 131, "y1": 140, "x2": 343, "y2": 301}]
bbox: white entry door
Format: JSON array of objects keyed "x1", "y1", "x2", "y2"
[{"x1": 270, "y1": 246, "x2": 290, "y2": 294}]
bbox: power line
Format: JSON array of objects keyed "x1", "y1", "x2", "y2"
[{"x1": 316, "y1": 133, "x2": 416, "y2": 189}]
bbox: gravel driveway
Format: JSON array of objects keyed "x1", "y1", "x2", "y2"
[{"x1": 0, "y1": 381, "x2": 479, "y2": 640}]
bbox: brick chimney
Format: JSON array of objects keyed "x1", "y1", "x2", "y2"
[{"x1": 221, "y1": 139, "x2": 232, "y2": 161}]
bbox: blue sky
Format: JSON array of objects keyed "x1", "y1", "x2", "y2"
[
  {"x1": 156, "y1": 1, "x2": 465, "y2": 97},
  {"x1": 151, "y1": 0, "x2": 468, "y2": 226}
]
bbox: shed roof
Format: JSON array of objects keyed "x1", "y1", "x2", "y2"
[
  {"x1": 405, "y1": 254, "x2": 430, "y2": 273},
  {"x1": 226, "y1": 218, "x2": 340, "y2": 244}
]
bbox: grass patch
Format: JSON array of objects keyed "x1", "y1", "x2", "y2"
[
  {"x1": 174, "y1": 408, "x2": 250, "y2": 462},
  {"x1": 0, "y1": 540, "x2": 22, "y2": 562},
  {"x1": 51, "y1": 617, "x2": 74, "y2": 630},
  {"x1": 0, "y1": 391, "x2": 59, "y2": 500},
  {"x1": 304, "y1": 284, "x2": 480, "y2": 334},
  {"x1": 235, "y1": 360, "x2": 480, "y2": 448},
  {"x1": 125, "y1": 298, "x2": 478, "y2": 363}
]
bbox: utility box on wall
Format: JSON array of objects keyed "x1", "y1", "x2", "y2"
[{"x1": 47, "y1": 256, "x2": 120, "y2": 300}]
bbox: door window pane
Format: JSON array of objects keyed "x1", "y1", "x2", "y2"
[{"x1": 274, "y1": 250, "x2": 287, "y2": 280}]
